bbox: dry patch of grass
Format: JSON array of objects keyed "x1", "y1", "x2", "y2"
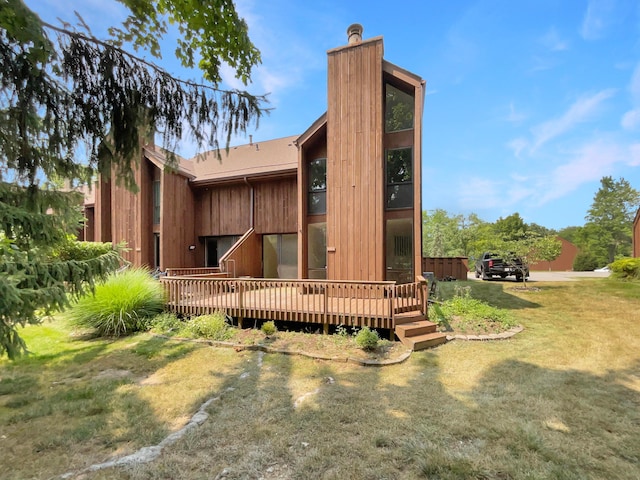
[
  {"x1": 1, "y1": 278, "x2": 639, "y2": 479},
  {"x1": 230, "y1": 327, "x2": 410, "y2": 362}
]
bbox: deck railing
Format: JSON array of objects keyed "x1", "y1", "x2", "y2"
[
  {"x1": 161, "y1": 277, "x2": 427, "y2": 330},
  {"x1": 165, "y1": 267, "x2": 226, "y2": 277}
]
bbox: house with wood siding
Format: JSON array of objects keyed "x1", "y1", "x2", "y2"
[
  {"x1": 83, "y1": 24, "x2": 425, "y2": 286},
  {"x1": 81, "y1": 25, "x2": 451, "y2": 350}
]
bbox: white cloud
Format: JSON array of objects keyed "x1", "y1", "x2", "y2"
[
  {"x1": 458, "y1": 177, "x2": 502, "y2": 210},
  {"x1": 508, "y1": 138, "x2": 528, "y2": 158},
  {"x1": 580, "y1": 0, "x2": 616, "y2": 40},
  {"x1": 629, "y1": 144, "x2": 640, "y2": 166},
  {"x1": 621, "y1": 63, "x2": 640, "y2": 131},
  {"x1": 629, "y1": 63, "x2": 640, "y2": 101},
  {"x1": 530, "y1": 89, "x2": 616, "y2": 150},
  {"x1": 537, "y1": 140, "x2": 623, "y2": 204},
  {"x1": 507, "y1": 102, "x2": 527, "y2": 123},
  {"x1": 621, "y1": 109, "x2": 640, "y2": 130},
  {"x1": 540, "y1": 27, "x2": 569, "y2": 51}
]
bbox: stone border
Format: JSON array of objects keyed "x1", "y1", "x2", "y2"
[
  {"x1": 153, "y1": 326, "x2": 523, "y2": 366},
  {"x1": 153, "y1": 334, "x2": 413, "y2": 366},
  {"x1": 445, "y1": 325, "x2": 523, "y2": 341}
]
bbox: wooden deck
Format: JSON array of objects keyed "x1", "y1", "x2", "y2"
[{"x1": 161, "y1": 277, "x2": 428, "y2": 330}]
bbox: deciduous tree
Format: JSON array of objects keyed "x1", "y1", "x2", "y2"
[{"x1": 585, "y1": 176, "x2": 639, "y2": 263}]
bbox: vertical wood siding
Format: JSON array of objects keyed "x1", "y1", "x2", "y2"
[
  {"x1": 94, "y1": 177, "x2": 112, "y2": 242},
  {"x1": 254, "y1": 177, "x2": 297, "y2": 234},
  {"x1": 161, "y1": 170, "x2": 196, "y2": 270},
  {"x1": 111, "y1": 164, "x2": 143, "y2": 265},
  {"x1": 219, "y1": 228, "x2": 262, "y2": 277},
  {"x1": 194, "y1": 184, "x2": 251, "y2": 237},
  {"x1": 327, "y1": 38, "x2": 384, "y2": 282}
]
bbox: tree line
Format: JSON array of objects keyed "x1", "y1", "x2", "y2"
[{"x1": 423, "y1": 176, "x2": 640, "y2": 271}]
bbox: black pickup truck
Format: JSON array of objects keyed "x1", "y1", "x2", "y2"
[{"x1": 475, "y1": 252, "x2": 529, "y2": 281}]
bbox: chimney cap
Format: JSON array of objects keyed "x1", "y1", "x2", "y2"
[{"x1": 347, "y1": 23, "x2": 363, "y2": 44}]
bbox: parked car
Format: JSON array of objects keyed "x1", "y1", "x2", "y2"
[
  {"x1": 475, "y1": 252, "x2": 529, "y2": 281},
  {"x1": 594, "y1": 266, "x2": 611, "y2": 272}
]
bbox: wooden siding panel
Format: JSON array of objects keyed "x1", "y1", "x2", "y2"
[
  {"x1": 327, "y1": 39, "x2": 384, "y2": 282},
  {"x1": 254, "y1": 178, "x2": 297, "y2": 234},
  {"x1": 94, "y1": 177, "x2": 112, "y2": 242},
  {"x1": 194, "y1": 184, "x2": 251, "y2": 237},
  {"x1": 161, "y1": 170, "x2": 196, "y2": 269},
  {"x1": 111, "y1": 165, "x2": 142, "y2": 266},
  {"x1": 219, "y1": 229, "x2": 262, "y2": 277}
]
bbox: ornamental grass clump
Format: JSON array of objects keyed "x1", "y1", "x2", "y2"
[{"x1": 67, "y1": 267, "x2": 165, "y2": 337}]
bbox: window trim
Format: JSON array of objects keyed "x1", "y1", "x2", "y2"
[
  {"x1": 307, "y1": 157, "x2": 327, "y2": 215},
  {"x1": 385, "y1": 146, "x2": 413, "y2": 210}
]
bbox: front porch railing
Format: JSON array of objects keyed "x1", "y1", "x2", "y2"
[{"x1": 161, "y1": 277, "x2": 428, "y2": 330}]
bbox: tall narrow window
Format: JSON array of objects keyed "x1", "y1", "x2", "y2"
[
  {"x1": 152, "y1": 180, "x2": 161, "y2": 224},
  {"x1": 308, "y1": 222, "x2": 327, "y2": 279},
  {"x1": 385, "y1": 84, "x2": 414, "y2": 132},
  {"x1": 308, "y1": 157, "x2": 326, "y2": 215},
  {"x1": 386, "y1": 217, "x2": 413, "y2": 283},
  {"x1": 263, "y1": 234, "x2": 298, "y2": 278},
  {"x1": 386, "y1": 147, "x2": 413, "y2": 209}
]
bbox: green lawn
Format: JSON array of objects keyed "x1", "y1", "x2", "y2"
[{"x1": 1, "y1": 279, "x2": 639, "y2": 479}]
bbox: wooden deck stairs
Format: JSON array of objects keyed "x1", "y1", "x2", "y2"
[{"x1": 394, "y1": 310, "x2": 447, "y2": 351}]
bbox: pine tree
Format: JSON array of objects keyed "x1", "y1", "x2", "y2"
[{"x1": 0, "y1": 0, "x2": 266, "y2": 358}]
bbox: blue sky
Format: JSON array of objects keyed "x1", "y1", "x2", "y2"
[{"x1": 30, "y1": 0, "x2": 640, "y2": 230}]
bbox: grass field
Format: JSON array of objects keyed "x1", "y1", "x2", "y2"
[{"x1": 1, "y1": 278, "x2": 639, "y2": 479}]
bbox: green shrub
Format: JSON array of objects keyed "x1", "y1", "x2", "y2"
[
  {"x1": 355, "y1": 326, "x2": 379, "y2": 350},
  {"x1": 184, "y1": 312, "x2": 233, "y2": 341},
  {"x1": 51, "y1": 237, "x2": 115, "y2": 261},
  {"x1": 573, "y1": 252, "x2": 600, "y2": 272},
  {"x1": 609, "y1": 257, "x2": 640, "y2": 280},
  {"x1": 439, "y1": 286, "x2": 515, "y2": 328},
  {"x1": 149, "y1": 312, "x2": 183, "y2": 334},
  {"x1": 67, "y1": 267, "x2": 165, "y2": 337},
  {"x1": 260, "y1": 320, "x2": 277, "y2": 337}
]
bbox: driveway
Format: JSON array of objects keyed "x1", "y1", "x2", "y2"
[{"x1": 466, "y1": 271, "x2": 611, "y2": 282}]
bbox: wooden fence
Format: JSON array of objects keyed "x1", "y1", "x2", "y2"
[
  {"x1": 422, "y1": 257, "x2": 469, "y2": 280},
  {"x1": 161, "y1": 277, "x2": 428, "y2": 330}
]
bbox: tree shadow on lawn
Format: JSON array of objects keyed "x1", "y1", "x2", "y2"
[
  {"x1": 0, "y1": 333, "x2": 251, "y2": 480},
  {"x1": 438, "y1": 280, "x2": 542, "y2": 310}
]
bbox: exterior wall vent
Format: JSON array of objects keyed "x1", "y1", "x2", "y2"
[{"x1": 347, "y1": 23, "x2": 363, "y2": 44}]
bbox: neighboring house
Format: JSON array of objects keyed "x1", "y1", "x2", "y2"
[
  {"x1": 634, "y1": 208, "x2": 640, "y2": 258},
  {"x1": 529, "y1": 237, "x2": 579, "y2": 271},
  {"x1": 82, "y1": 24, "x2": 425, "y2": 285}
]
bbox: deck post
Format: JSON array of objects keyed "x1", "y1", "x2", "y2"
[
  {"x1": 238, "y1": 280, "x2": 244, "y2": 328},
  {"x1": 323, "y1": 323, "x2": 329, "y2": 335}
]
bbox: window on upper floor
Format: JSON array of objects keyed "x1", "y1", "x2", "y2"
[
  {"x1": 152, "y1": 180, "x2": 161, "y2": 224},
  {"x1": 386, "y1": 147, "x2": 413, "y2": 209},
  {"x1": 308, "y1": 157, "x2": 327, "y2": 215},
  {"x1": 385, "y1": 84, "x2": 414, "y2": 133}
]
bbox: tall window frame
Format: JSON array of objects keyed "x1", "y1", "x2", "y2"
[
  {"x1": 385, "y1": 147, "x2": 413, "y2": 210},
  {"x1": 307, "y1": 157, "x2": 327, "y2": 215},
  {"x1": 152, "y1": 180, "x2": 161, "y2": 225},
  {"x1": 385, "y1": 83, "x2": 414, "y2": 133}
]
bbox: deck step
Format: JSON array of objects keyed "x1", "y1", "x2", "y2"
[
  {"x1": 400, "y1": 332, "x2": 448, "y2": 351},
  {"x1": 395, "y1": 320, "x2": 438, "y2": 339},
  {"x1": 394, "y1": 310, "x2": 426, "y2": 325}
]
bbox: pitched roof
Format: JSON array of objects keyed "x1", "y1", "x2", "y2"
[{"x1": 185, "y1": 135, "x2": 299, "y2": 185}]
